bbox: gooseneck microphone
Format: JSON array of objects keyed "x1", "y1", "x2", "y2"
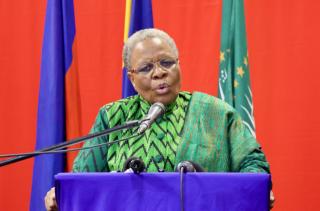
[
  {"x1": 176, "y1": 161, "x2": 204, "y2": 211},
  {"x1": 0, "y1": 120, "x2": 142, "y2": 167},
  {"x1": 0, "y1": 103, "x2": 164, "y2": 167},
  {"x1": 138, "y1": 102, "x2": 165, "y2": 134},
  {"x1": 123, "y1": 157, "x2": 146, "y2": 174}
]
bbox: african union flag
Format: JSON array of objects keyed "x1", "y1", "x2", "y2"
[{"x1": 218, "y1": 0, "x2": 256, "y2": 137}]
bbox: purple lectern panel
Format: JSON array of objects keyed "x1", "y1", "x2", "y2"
[{"x1": 55, "y1": 173, "x2": 270, "y2": 211}]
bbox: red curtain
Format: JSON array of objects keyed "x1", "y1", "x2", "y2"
[{"x1": 1, "y1": 0, "x2": 320, "y2": 210}]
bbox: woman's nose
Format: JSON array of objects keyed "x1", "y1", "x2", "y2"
[{"x1": 152, "y1": 65, "x2": 167, "y2": 79}]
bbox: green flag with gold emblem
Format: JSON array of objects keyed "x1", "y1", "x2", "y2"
[{"x1": 218, "y1": 0, "x2": 256, "y2": 137}]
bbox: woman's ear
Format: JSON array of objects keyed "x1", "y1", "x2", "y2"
[{"x1": 127, "y1": 71, "x2": 136, "y2": 88}]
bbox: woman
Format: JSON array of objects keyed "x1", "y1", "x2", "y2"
[{"x1": 45, "y1": 28, "x2": 273, "y2": 210}]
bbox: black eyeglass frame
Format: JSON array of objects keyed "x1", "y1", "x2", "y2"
[{"x1": 129, "y1": 58, "x2": 179, "y2": 74}]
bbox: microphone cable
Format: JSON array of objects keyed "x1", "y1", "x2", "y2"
[
  {"x1": 0, "y1": 133, "x2": 143, "y2": 158},
  {"x1": 179, "y1": 166, "x2": 186, "y2": 211}
]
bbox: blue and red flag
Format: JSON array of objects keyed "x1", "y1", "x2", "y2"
[
  {"x1": 122, "y1": 0, "x2": 154, "y2": 98},
  {"x1": 30, "y1": 0, "x2": 81, "y2": 210}
]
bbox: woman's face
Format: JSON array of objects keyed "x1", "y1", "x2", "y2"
[{"x1": 127, "y1": 37, "x2": 181, "y2": 105}]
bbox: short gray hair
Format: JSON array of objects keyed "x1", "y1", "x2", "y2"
[{"x1": 122, "y1": 28, "x2": 179, "y2": 70}]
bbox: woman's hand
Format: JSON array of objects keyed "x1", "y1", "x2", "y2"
[
  {"x1": 270, "y1": 190, "x2": 275, "y2": 209},
  {"x1": 44, "y1": 187, "x2": 58, "y2": 211}
]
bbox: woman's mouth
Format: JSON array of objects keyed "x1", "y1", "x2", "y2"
[{"x1": 155, "y1": 83, "x2": 169, "y2": 95}]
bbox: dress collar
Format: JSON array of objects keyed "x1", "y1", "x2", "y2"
[{"x1": 139, "y1": 95, "x2": 180, "y2": 115}]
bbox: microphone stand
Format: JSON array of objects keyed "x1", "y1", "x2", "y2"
[{"x1": 0, "y1": 120, "x2": 140, "y2": 167}]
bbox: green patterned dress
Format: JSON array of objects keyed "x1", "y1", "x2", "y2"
[{"x1": 73, "y1": 92, "x2": 270, "y2": 173}]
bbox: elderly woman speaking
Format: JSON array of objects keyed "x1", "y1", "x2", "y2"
[{"x1": 45, "y1": 28, "x2": 273, "y2": 210}]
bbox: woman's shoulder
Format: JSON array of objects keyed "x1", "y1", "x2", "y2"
[
  {"x1": 98, "y1": 95, "x2": 140, "y2": 116},
  {"x1": 188, "y1": 91, "x2": 236, "y2": 113}
]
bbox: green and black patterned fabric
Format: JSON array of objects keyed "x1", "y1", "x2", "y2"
[
  {"x1": 73, "y1": 92, "x2": 191, "y2": 172},
  {"x1": 73, "y1": 92, "x2": 270, "y2": 174}
]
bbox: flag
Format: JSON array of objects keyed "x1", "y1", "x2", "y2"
[
  {"x1": 30, "y1": 0, "x2": 81, "y2": 210},
  {"x1": 122, "y1": 0, "x2": 154, "y2": 98},
  {"x1": 218, "y1": 0, "x2": 256, "y2": 137}
]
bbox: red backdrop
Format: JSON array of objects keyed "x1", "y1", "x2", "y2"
[{"x1": 1, "y1": 0, "x2": 320, "y2": 210}]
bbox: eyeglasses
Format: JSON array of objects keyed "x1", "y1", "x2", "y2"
[{"x1": 130, "y1": 58, "x2": 178, "y2": 74}]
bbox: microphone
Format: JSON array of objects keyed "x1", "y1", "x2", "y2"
[
  {"x1": 138, "y1": 102, "x2": 165, "y2": 134},
  {"x1": 176, "y1": 161, "x2": 204, "y2": 211},
  {"x1": 123, "y1": 157, "x2": 146, "y2": 174},
  {"x1": 176, "y1": 161, "x2": 204, "y2": 173}
]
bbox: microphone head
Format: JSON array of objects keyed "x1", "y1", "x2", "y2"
[
  {"x1": 147, "y1": 102, "x2": 165, "y2": 118},
  {"x1": 138, "y1": 102, "x2": 165, "y2": 134},
  {"x1": 123, "y1": 157, "x2": 146, "y2": 174},
  {"x1": 176, "y1": 161, "x2": 204, "y2": 173},
  {"x1": 150, "y1": 102, "x2": 165, "y2": 112}
]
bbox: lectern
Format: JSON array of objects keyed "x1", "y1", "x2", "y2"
[{"x1": 55, "y1": 173, "x2": 270, "y2": 211}]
